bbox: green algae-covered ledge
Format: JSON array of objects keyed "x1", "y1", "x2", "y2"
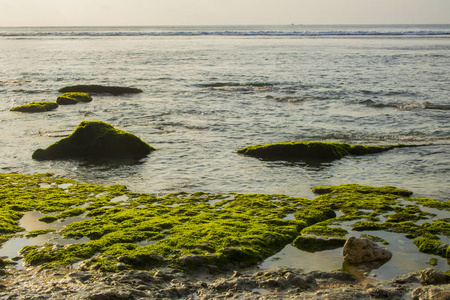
[
  {"x1": 10, "y1": 102, "x2": 58, "y2": 113},
  {"x1": 237, "y1": 141, "x2": 409, "y2": 162},
  {"x1": 1, "y1": 174, "x2": 448, "y2": 273},
  {"x1": 56, "y1": 92, "x2": 92, "y2": 105},
  {"x1": 32, "y1": 120, "x2": 155, "y2": 161}
]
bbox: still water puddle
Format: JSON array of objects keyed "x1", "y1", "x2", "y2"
[{"x1": 0, "y1": 211, "x2": 91, "y2": 269}]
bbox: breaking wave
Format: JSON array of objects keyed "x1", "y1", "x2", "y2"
[{"x1": 2, "y1": 30, "x2": 450, "y2": 37}]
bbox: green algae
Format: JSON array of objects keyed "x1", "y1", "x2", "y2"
[
  {"x1": 293, "y1": 236, "x2": 346, "y2": 253},
  {"x1": 32, "y1": 120, "x2": 155, "y2": 161},
  {"x1": 26, "y1": 229, "x2": 56, "y2": 238},
  {"x1": 56, "y1": 92, "x2": 92, "y2": 105},
  {"x1": 2, "y1": 174, "x2": 449, "y2": 272},
  {"x1": 360, "y1": 234, "x2": 389, "y2": 245},
  {"x1": 10, "y1": 102, "x2": 58, "y2": 113},
  {"x1": 413, "y1": 238, "x2": 450, "y2": 258},
  {"x1": 427, "y1": 257, "x2": 439, "y2": 266},
  {"x1": 300, "y1": 225, "x2": 348, "y2": 237},
  {"x1": 236, "y1": 141, "x2": 409, "y2": 162}
]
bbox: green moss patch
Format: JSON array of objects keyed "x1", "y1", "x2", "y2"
[
  {"x1": 56, "y1": 92, "x2": 92, "y2": 105},
  {"x1": 32, "y1": 120, "x2": 155, "y2": 161},
  {"x1": 236, "y1": 141, "x2": 411, "y2": 162},
  {"x1": 10, "y1": 102, "x2": 58, "y2": 113},
  {"x1": 293, "y1": 236, "x2": 346, "y2": 253},
  {"x1": 2, "y1": 174, "x2": 449, "y2": 271},
  {"x1": 26, "y1": 229, "x2": 57, "y2": 238}
]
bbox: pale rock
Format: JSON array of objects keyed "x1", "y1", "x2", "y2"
[{"x1": 343, "y1": 236, "x2": 392, "y2": 264}]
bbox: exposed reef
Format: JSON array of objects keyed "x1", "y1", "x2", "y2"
[
  {"x1": 237, "y1": 141, "x2": 411, "y2": 162},
  {"x1": 32, "y1": 120, "x2": 155, "y2": 161},
  {"x1": 59, "y1": 85, "x2": 143, "y2": 95},
  {"x1": 9, "y1": 102, "x2": 58, "y2": 113},
  {"x1": 0, "y1": 174, "x2": 448, "y2": 278},
  {"x1": 56, "y1": 92, "x2": 92, "y2": 105}
]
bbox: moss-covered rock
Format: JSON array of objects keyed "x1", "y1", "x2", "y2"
[
  {"x1": 414, "y1": 238, "x2": 450, "y2": 258},
  {"x1": 58, "y1": 85, "x2": 143, "y2": 96},
  {"x1": 56, "y1": 92, "x2": 92, "y2": 105},
  {"x1": 10, "y1": 102, "x2": 58, "y2": 113},
  {"x1": 32, "y1": 120, "x2": 155, "y2": 161},
  {"x1": 293, "y1": 236, "x2": 346, "y2": 252},
  {"x1": 237, "y1": 141, "x2": 407, "y2": 162}
]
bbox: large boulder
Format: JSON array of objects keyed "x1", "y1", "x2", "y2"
[
  {"x1": 32, "y1": 121, "x2": 155, "y2": 161},
  {"x1": 343, "y1": 236, "x2": 392, "y2": 264},
  {"x1": 236, "y1": 141, "x2": 403, "y2": 162},
  {"x1": 58, "y1": 85, "x2": 143, "y2": 96},
  {"x1": 56, "y1": 92, "x2": 92, "y2": 105},
  {"x1": 10, "y1": 102, "x2": 58, "y2": 113}
]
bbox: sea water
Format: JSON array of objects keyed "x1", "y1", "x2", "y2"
[{"x1": 0, "y1": 25, "x2": 449, "y2": 277}]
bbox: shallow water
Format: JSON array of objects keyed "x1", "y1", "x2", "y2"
[{"x1": 0, "y1": 25, "x2": 449, "y2": 277}]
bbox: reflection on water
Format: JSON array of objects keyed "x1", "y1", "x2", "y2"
[{"x1": 0, "y1": 211, "x2": 91, "y2": 269}]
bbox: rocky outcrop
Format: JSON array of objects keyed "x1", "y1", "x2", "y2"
[
  {"x1": 420, "y1": 268, "x2": 450, "y2": 285},
  {"x1": 59, "y1": 85, "x2": 143, "y2": 95},
  {"x1": 32, "y1": 120, "x2": 155, "y2": 161},
  {"x1": 1, "y1": 265, "x2": 448, "y2": 300},
  {"x1": 9, "y1": 102, "x2": 58, "y2": 113},
  {"x1": 236, "y1": 141, "x2": 404, "y2": 162},
  {"x1": 343, "y1": 236, "x2": 392, "y2": 264},
  {"x1": 56, "y1": 92, "x2": 92, "y2": 105}
]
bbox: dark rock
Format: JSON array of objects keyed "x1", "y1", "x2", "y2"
[
  {"x1": 293, "y1": 235, "x2": 346, "y2": 252},
  {"x1": 420, "y1": 268, "x2": 450, "y2": 285},
  {"x1": 56, "y1": 92, "x2": 92, "y2": 105},
  {"x1": 237, "y1": 141, "x2": 403, "y2": 162},
  {"x1": 59, "y1": 85, "x2": 143, "y2": 96},
  {"x1": 393, "y1": 273, "x2": 420, "y2": 284},
  {"x1": 310, "y1": 270, "x2": 357, "y2": 283},
  {"x1": 179, "y1": 254, "x2": 217, "y2": 268},
  {"x1": 32, "y1": 120, "x2": 155, "y2": 161},
  {"x1": 10, "y1": 102, "x2": 58, "y2": 113},
  {"x1": 367, "y1": 286, "x2": 407, "y2": 299},
  {"x1": 87, "y1": 288, "x2": 132, "y2": 300}
]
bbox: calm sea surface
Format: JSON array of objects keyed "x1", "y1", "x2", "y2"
[{"x1": 0, "y1": 25, "x2": 449, "y2": 278}]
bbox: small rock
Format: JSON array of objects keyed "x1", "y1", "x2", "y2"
[
  {"x1": 343, "y1": 236, "x2": 392, "y2": 263},
  {"x1": 420, "y1": 268, "x2": 450, "y2": 285}
]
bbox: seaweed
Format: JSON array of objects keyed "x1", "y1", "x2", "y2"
[{"x1": 10, "y1": 102, "x2": 58, "y2": 113}]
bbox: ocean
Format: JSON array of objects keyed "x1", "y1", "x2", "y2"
[{"x1": 0, "y1": 24, "x2": 449, "y2": 278}]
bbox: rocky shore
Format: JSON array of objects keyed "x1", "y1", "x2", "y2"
[{"x1": 1, "y1": 265, "x2": 449, "y2": 299}]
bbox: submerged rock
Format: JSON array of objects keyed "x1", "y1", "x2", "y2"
[
  {"x1": 237, "y1": 141, "x2": 405, "y2": 162},
  {"x1": 56, "y1": 92, "x2": 92, "y2": 105},
  {"x1": 59, "y1": 85, "x2": 143, "y2": 95},
  {"x1": 9, "y1": 102, "x2": 58, "y2": 113},
  {"x1": 32, "y1": 120, "x2": 155, "y2": 161},
  {"x1": 343, "y1": 236, "x2": 392, "y2": 264}
]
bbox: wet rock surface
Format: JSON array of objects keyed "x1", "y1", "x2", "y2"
[
  {"x1": 343, "y1": 236, "x2": 393, "y2": 264},
  {"x1": 32, "y1": 120, "x2": 155, "y2": 161},
  {"x1": 0, "y1": 265, "x2": 448, "y2": 299},
  {"x1": 58, "y1": 85, "x2": 143, "y2": 95}
]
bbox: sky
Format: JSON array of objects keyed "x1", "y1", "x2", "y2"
[{"x1": 1, "y1": 0, "x2": 449, "y2": 27}]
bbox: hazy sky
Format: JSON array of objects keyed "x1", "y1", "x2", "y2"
[{"x1": 1, "y1": 0, "x2": 449, "y2": 27}]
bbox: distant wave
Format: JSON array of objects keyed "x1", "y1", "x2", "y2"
[
  {"x1": 361, "y1": 99, "x2": 450, "y2": 111},
  {"x1": 2, "y1": 30, "x2": 450, "y2": 37}
]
